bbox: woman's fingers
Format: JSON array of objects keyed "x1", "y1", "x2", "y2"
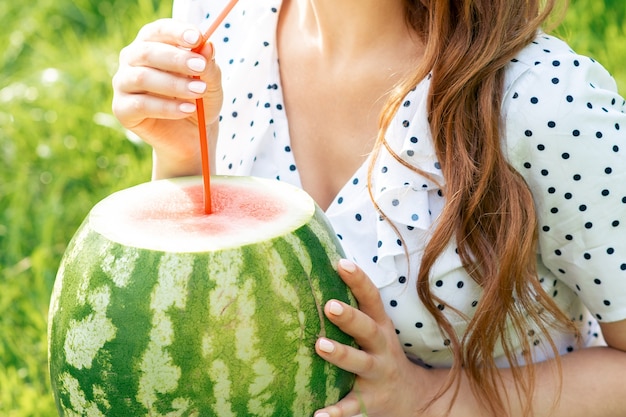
[
  {"x1": 120, "y1": 40, "x2": 208, "y2": 78},
  {"x1": 316, "y1": 336, "x2": 379, "y2": 378},
  {"x1": 314, "y1": 391, "x2": 365, "y2": 417},
  {"x1": 135, "y1": 18, "x2": 204, "y2": 49},
  {"x1": 329, "y1": 260, "x2": 395, "y2": 352},
  {"x1": 112, "y1": 31, "x2": 222, "y2": 129},
  {"x1": 337, "y1": 260, "x2": 389, "y2": 323},
  {"x1": 114, "y1": 65, "x2": 206, "y2": 99},
  {"x1": 315, "y1": 260, "x2": 403, "y2": 377},
  {"x1": 323, "y1": 298, "x2": 389, "y2": 354},
  {"x1": 315, "y1": 261, "x2": 428, "y2": 416},
  {"x1": 112, "y1": 93, "x2": 196, "y2": 128}
]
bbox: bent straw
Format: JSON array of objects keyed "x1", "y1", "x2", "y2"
[{"x1": 191, "y1": 0, "x2": 240, "y2": 214}]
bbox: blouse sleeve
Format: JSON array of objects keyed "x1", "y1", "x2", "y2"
[{"x1": 503, "y1": 37, "x2": 626, "y2": 323}]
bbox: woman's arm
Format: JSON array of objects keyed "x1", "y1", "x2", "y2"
[
  {"x1": 314, "y1": 260, "x2": 626, "y2": 417},
  {"x1": 601, "y1": 320, "x2": 626, "y2": 351}
]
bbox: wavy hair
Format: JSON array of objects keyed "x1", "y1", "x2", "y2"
[{"x1": 372, "y1": 0, "x2": 579, "y2": 415}]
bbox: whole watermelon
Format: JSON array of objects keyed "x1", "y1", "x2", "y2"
[{"x1": 48, "y1": 176, "x2": 356, "y2": 417}]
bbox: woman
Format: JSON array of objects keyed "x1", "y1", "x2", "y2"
[{"x1": 112, "y1": 0, "x2": 626, "y2": 415}]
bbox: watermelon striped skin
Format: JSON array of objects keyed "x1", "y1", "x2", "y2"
[{"x1": 48, "y1": 176, "x2": 357, "y2": 417}]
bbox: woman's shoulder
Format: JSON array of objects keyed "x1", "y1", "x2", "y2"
[
  {"x1": 501, "y1": 33, "x2": 625, "y2": 168},
  {"x1": 501, "y1": 35, "x2": 626, "y2": 324},
  {"x1": 504, "y1": 33, "x2": 619, "y2": 100}
]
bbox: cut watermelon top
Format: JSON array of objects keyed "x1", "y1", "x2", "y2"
[{"x1": 90, "y1": 176, "x2": 312, "y2": 252}]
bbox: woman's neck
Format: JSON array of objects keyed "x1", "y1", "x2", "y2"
[{"x1": 283, "y1": 0, "x2": 415, "y2": 62}]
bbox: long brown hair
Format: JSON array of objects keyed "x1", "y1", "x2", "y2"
[{"x1": 372, "y1": 0, "x2": 579, "y2": 415}]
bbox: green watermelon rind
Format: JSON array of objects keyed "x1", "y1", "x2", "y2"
[{"x1": 48, "y1": 176, "x2": 357, "y2": 417}]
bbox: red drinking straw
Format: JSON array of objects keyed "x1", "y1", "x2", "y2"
[{"x1": 191, "y1": 0, "x2": 240, "y2": 214}]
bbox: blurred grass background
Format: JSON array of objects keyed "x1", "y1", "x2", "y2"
[{"x1": 0, "y1": 0, "x2": 624, "y2": 415}]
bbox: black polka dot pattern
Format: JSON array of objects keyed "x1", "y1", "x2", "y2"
[
  {"x1": 177, "y1": 1, "x2": 625, "y2": 368},
  {"x1": 504, "y1": 35, "x2": 626, "y2": 327}
]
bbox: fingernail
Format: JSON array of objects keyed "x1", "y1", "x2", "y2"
[
  {"x1": 315, "y1": 413, "x2": 330, "y2": 417},
  {"x1": 318, "y1": 338, "x2": 335, "y2": 353},
  {"x1": 183, "y1": 29, "x2": 200, "y2": 45},
  {"x1": 188, "y1": 80, "x2": 207, "y2": 94},
  {"x1": 187, "y1": 57, "x2": 206, "y2": 72},
  {"x1": 339, "y1": 259, "x2": 356, "y2": 273},
  {"x1": 329, "y1": 301, "x2": 343, "y2": 316},
  {"x1": 179, "y1": 102, "x2": 196, "y2": 113}
]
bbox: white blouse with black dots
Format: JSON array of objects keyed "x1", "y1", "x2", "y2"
[{"x1": 174, "y1": 0, "x2": 626, "y2": 368}]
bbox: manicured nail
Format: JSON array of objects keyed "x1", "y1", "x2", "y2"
[
  {"x1": 328, "y1": 301, "x2": 343, "y2": 316},
  {"x1": 315, "y1": 413, "x2": 330, "y2": 417},
  {"x1": 187, "y1": 57, "x2": 206, "y2": 72},
  {"x1": 183, "y1": 29, "x2": 200, "y2": 45},
  {"x1": 339, "y1": 259, "x2": 356, "y2": 273},
  {"x1": 188, "y1": 80, "x2": 207, "y2": 94},
  {"x1": 318, "y1": 338, "x2": 335, "y2": 353},
  {"x1": 179, "y1": 102, "x2": 196, "y2": 113}
]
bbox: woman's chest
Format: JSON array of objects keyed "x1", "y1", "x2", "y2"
[{"x1": 277, "y1": 64, "x2": 385, "y2": 209}]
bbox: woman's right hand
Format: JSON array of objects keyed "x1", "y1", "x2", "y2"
[{"x1": 112, "y1": 18, "x2": 223, "y2": 179}]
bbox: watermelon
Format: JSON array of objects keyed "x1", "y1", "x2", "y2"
[{"x1": 48, "y1": 176, "x2": 356, "y2": 417}]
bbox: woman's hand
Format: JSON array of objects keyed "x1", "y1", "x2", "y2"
[
  {"x1": 112, "y1": 18, "x2": 223, "y2": 179},
  {"x1": 314, "y1": 260, "x2": 437, "y2": 417},
  {"x1": 316, "y1": 260, "x2": 626, "y2": 417}
]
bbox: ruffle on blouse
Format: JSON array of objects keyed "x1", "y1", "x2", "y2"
[{"x1": 369, "y1": 78, "x2": 447, "y2": 288}]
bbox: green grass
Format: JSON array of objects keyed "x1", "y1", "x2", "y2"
[
  {"x1": 554, "y1": 0, "x2": 626, "y2": 91},
  {"x1": 0, "y1": 0, "x2": 624, "y2": 415},
  {"x1": 0, "y1": 0, "x2": 169, "y2": 414}
]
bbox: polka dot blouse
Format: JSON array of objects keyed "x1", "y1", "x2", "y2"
[{"x1": 174, "y1": 0, "x2": 626, "y2": 368}]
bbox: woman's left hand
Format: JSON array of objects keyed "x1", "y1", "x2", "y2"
[
  {"x1": 314, "y1": 259, "x2": 437, "y2": 417},
  {"x1": 314, "y1": 260, "x2": 626, "y2": 417}
]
